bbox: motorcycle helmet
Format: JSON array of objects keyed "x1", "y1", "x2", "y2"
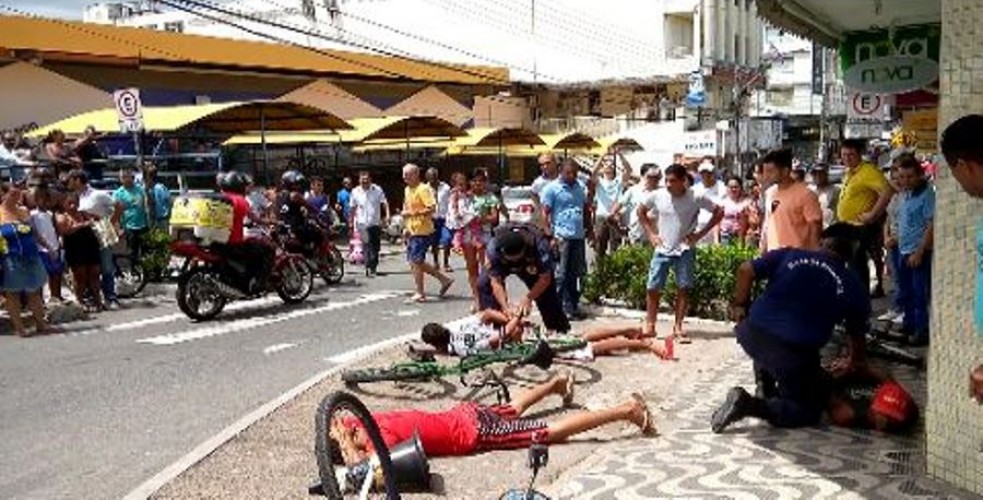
[
  {"x1": 219, "y1": 170, "x2": 250, "y2": 194},
  {"x1": 281, "y1": 170, "x2": 306, "y2": 192}
]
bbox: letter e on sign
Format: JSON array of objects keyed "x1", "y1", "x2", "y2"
[{"x1": 848, "y1": 92, "x2": 889, "y2": 121}]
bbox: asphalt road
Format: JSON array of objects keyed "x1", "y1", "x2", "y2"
[{"x1": 0, "y1": 252, "x2": 473, "y2": 499}]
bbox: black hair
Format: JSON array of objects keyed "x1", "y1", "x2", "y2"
[
  {"x1": 761, "y1": 148, "x2": 793, "y2": 170},
  {"x1": 664, "y1": 163, "x2": 688, "y2": 180},
  {"x1": 896, "y1": 156, "x2": 924, "y2": 175},
  {"x1": 328, "y1": 436, "x2": 344, "y2": 464},
  {"x1": 421, "y1": 323, "x2": 451, "y2": 351},
  {"x1": 841, "y1": 139, "x2": 867, "y2": 155},
  {"x1": 67, "y1": 169, "x2": 88, "y2": 185},
  {"x1": 471, "y1": 168, "x2": 489, "y2": 180},
  {"x1": 559, "y1": 158, "x2": 579, "y2": 172},
  {"x1": 941, "y1": 114, "x2": 983, "y2": 167},
  {"x1": 639, "y1": 163, "x2": 659, "y2": 177},
  {"x1": 726, "y1": 175, "x2": 742, "y2": 186}
]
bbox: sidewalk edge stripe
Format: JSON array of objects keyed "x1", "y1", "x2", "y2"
[{"x1": 123, "y1": 314, "x2": 470, "y2": 500}]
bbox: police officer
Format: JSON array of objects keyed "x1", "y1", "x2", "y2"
[
  {"x1": 477, "y1": 223, "x2": 571, "y2": 334},
  {"x1": 711, "y1": 222, "x2": 870, "y2": 433}
]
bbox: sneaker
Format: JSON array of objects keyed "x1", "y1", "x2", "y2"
[
  {"x1": 877, "y1": 309, "x2": 901, "y2": 322},
  {"x1": 711, "y1": 386, "x2": 754, "y2": 434},
  {"x1": 105, "y1": 300, "x2": 122, "y2": 311}
]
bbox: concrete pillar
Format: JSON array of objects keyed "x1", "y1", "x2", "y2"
[
  {"x1": 702, "y1": 0, "x2": 715, "y2": 65},
  {"x1": 715, "y1": 0, "x2": 726, "y2": 62},
  {"x1": 750, "y1": 1, "x2": 760, "y2": 67},
  {"x1": 724, "y1": 0, "x2": 734, "y2": 63},
  {"x1": 929, "y1": 1, "x2": 983, "y2": 496}
]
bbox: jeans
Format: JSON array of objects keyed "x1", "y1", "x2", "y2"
[
  {"x1": 100, "y1": 247, "x2": 117, "y2": 302},
  {"x1": 847, "y1": 224, "x2": 877, "y2": 297},
  {"x1": 477, "y1": 270, "x2": 571, "y2": 334},
  {"x1": 360, "y1": 225, "x2": 382, "y2": 272},
  {"x1": 593, "y1": 216, "x2": 621, "y2": 259},
  {"x1": 736, "y1": 321, "x2": 829, "y2": 428},
  {"x1": 886, "y1": 246, "x2": 905, "y2": 311},
  {"x1": 555, "y1": 238, "x2": 587, "y2": 314},
  {"x1": 897, "y1": 252, "x2": 931, "y2": 336}
]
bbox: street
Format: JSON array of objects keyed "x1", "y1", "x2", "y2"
[{"x1": 0, "y1": 252, "x2": 469, "y2": 499}]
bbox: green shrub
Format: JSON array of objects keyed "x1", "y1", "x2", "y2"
[
  {"x1": 583, "y1": 243, "x2": 761, "y2": 320},
  {"x1": 141, "y1": 227, "x2": 173, "y2": 279}
]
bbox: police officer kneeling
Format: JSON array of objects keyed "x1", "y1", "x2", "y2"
[
  {"x1": 711, "y1": 222, "x2": 869, "y2": 433},
  {"x1": 477, "y1": 223, "x2": 571, "y2": 334}
]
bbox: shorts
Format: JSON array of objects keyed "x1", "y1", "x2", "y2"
[
  {"x1": 647, "y1": 249, "x2": 695, "y2": 291},
  {"x1": 406, "y1": 235, "x2": 431, "y2": 264},
  {"x1": 432, "y1": 218, "x2": 454, "y2": 248},
  {"x1": 39, "y1": 251, "x2": 65, "y2": 276},
  {"x1": 453, "y1": 222, "x2": 490, "y2": 250},
  {"x1": 474, "y1": 404, "x2": 549, "y2": 451}
]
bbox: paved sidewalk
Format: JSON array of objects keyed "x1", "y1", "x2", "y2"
[{"x1": 545, "y1": 348, "x2": 975, "y2": 499}]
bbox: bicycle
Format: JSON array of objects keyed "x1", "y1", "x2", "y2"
[
  {"x1": 341, "y1": 336, "x2": 588, "y2": 386},
  {"x1": 830, "y1": 326, "x2": 924, "y2": 370},
  {"x1": 312, "y1": 391, "x2": 400, "y2": 499},
  {"x1": 112, "y1": 252, "x2": 148, "y2": 299}
]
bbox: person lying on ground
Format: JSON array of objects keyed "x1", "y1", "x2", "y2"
[
  {"x1": 328, "y1": 373, "x2": 656, "y2": 464},
  {"x1": 419, "y1": 312, "x2": 674, "y2": 361},
  {"x1": 825, "y1": 363, "x2": 919, "y2": 433}
]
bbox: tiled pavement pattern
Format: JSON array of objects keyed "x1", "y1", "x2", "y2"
[{"x1": 553, "y1": 346, "x2": 978, "y2": 500}]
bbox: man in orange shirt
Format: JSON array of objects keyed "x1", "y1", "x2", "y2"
[
  {"x1": 760, "y1": 149, "x2": 823, "y2": 252},
  {"x1": 402, "y1": 164, "x2": 453, "y2": 303}
]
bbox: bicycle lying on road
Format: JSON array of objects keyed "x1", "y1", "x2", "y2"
[{"x1": 341, "y1": 336, "x2": 588, "y2": 386}]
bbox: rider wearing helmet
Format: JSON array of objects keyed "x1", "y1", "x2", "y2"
[
  {"x1": 220, "y1": 170, "x2": 274, "y2": 293},
  {"x1": 278, "y1": 170, "x2": 323, "y2": 247}
]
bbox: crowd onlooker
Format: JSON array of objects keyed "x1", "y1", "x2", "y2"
[
  {"x1": 609, "y1": 163, "x2": 661, "y2": 246},
  {"x1": 114, "y1": 167, "x2": 149, "y2": 262},
  {"x1": 449, "y1": 168, "x2": 498, "y2": 312},
  {"x1": 809, "y1": 164, "x2": 840, "y2": 229},
  {"x1": 760, "y1": 149, "x2": 823, "y2": 252},
  {"x1": 894, "y1": 156, "x2": 934, "y2": 346},
  {"x1": 718, "y1": 176, "x2": 749, "y2": 245},
  {"x1": 401, "y1": 164, "x2": 453, "y2": 303},
  {"x1": 541, "y1": 159, "x2": 590, "y2": 320},
  {"x1": 693, "y1": 160, "x2": 726, "y2": 245},
  {"x1": 426, "y1": 167, "x2": 453, "y2": 272},
  {"x1": 590, "y1": 149, "x2": 630, "y2": 259},
  {"x1": 0, "y1": 182, "x2": 52, "y2": 337},
  {"x1": 349, "y1": 171, "x2": 389, "y2": 277}
]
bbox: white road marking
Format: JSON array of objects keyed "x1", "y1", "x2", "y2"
[
  {"x1": 123, "y1": 312, "x2": 473, "y2": 500},
  {"x1": 395, "y1": 309, "x2": 420, "y2": 317},
  {"x1": 262, "y1": 343, "x2": 297, "y2": 355},
  {"x1": 67, "y1": 296, "x2": 282, "y2": 337},
  {"x1": 136, "y1": 292, "x2": 402, "y2": 346}
]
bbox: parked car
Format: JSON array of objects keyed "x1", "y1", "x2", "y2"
[{"x1": 500, "y1": 185, "x2": 538, "y2": 225}]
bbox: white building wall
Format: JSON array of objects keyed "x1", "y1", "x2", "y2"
[{"x1": 752, "y1": 27, "x2": 825, "y2": 117}]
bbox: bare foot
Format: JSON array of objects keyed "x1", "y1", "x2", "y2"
[
  {"x1": 641, "y1": 321, "x2": 657, "y2": 338},
  {"x1": 554, "y1": 371, "x2": 575, "y2": 406},
  {"x1": 646, "y1": 340, "x2": 670, "y2": 360}
]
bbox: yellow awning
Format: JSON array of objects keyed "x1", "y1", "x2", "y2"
[
  {"x1": 538, "y1": 132, "x2": 600, "y2": 151},
  {"x1": 29, "y1": 101, "x2": 352, "y2": 137},
  {"x1": 224, "y1": 116, "x2": 465, "y2": 145},
  {"x1": 455, "y1": 127, "x2": 545, "y2": 148},
  {"x1": 444, "y1": 144, "x2": 551, "y2": 157},
  {"x1": 593, "y1": 135, "x2": 644, "y2": 153},
  {"x1": 351, "y1": 137, "x2": 456, "y2": 153}
]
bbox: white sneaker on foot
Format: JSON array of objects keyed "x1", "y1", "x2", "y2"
[{"x1": 877, "y1": 309, "x2": 900, "y2": 322}]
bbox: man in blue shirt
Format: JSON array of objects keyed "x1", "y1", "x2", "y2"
[
  {"x1": 335, "y1": 177, "x2": 353, "y2": 232},
  {"x1": 541, "y1": 159, "x2": 592, "y2": 320},
  {"x1": 477, "y1": 223, "x2": 570, "y2": 334},
  {"x1": 144, "y1": 164, "x2": 171, "y2": 229},
  {"x1": 895, "y1": 157, "x2": 934, "y2": 345},
  {"x1": 711, "y1": 222, "x2": 870, "y2": 433},
  {"x1": 114, "y1": 167, "x2": 149, "y2": 261}
]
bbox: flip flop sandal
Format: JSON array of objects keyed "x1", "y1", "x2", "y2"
[
  {"x1": 405, "y1": 294, "x2": 427, "y2": 304},
  {"x1": 675, "y1": 334, "x2": 692, "y2": 345},
  {"x1": 661, "y1": 335, "x2": 676, "y2": 361},
  {"x1": 438, "y1": 279, "x2": 454, "y2": 298},
  {"x1": 561, "y1": 371, "x2": 576, "y2": 407},
  {"x1": 631, "y1": 393, "x2": 658, "y2": 437}
]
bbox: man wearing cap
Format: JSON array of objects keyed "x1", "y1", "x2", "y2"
[
  {"x1": 477, "y1": 223, "x2": 570, "y2": 333},
  {"x1": 711, "y1": 222, "x2": 870, "y2": 433},
  {"x1": 808, "y1": 164, "x2": 840, "y2": 229},
  {"x1": 693, "y1": 159, "x2": 726, "y2": 245},
  {"x1": 827, "y1": 365, "x2": 919, "y2": 432}
]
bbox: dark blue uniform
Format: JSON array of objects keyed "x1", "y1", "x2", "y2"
[
  {"x1": 477, "y1": 224, "x2": 570, "y2": 333},
  {"x1": 737, "y1": 248, "x2": 869, "y2": 427}
]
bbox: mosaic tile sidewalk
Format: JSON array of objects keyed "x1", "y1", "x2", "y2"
[{"x1": 549, "y1": 346, "x2": 979, "y2": 500}]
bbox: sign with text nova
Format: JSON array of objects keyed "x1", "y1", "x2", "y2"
[{"x1": 840, "y1": 24, "x2": 940, "y2": 94}]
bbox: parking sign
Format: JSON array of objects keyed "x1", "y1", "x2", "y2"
[{"x1": 113, "y1": 88, "x2": 144, "y2": 133}]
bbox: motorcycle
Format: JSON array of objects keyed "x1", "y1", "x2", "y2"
[
  {"x1": 277, "y1": 206, "x2": 346, "y2": 286},
  {"x1": 171, "y1": 230, "x2": 314, "y2": 321}
]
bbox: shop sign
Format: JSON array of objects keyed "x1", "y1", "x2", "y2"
[
  {"x1": 685, "y1": 70, "x2": 706, "y2": 107},
  {"x1": 682, "y1": 130, "x2": 717, "y2": 156},
  {"x1": 840, "y1": 24, "x2": 940, "y2": 94}
]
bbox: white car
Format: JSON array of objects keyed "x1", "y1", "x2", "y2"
[{"x1": 500, "y1": 185, "x2": 538, "y2": 225}]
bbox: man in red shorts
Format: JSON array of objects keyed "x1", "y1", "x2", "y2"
[{"x1": 329, "y1": 373, "x2": 655, "y2": 463}]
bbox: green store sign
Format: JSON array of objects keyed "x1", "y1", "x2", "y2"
[{"x1": 840, "y1": 24, "x2": 940, "y2": 94}]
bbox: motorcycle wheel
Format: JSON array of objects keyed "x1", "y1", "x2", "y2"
[
  {"x1": 318, "y1": 243, "x2": 345, "y2": 285},
  {"x1": 276, "y1": 256, "x2": 314, "y2": 304},
  {"x1": 176, "y1": 268, "x2": 227, "y2": 321}
]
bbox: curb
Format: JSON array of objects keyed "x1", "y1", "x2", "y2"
[{"x1": 122, "y1": 328, "x2": 428, "y2": 500}]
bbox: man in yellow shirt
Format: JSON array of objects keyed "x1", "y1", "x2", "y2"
[
  {"x1": 402, "y1": 163, "x2": 453, "y2": 302},
  {"x1": 836, "y1": 139, "x2": 895, "y2": 296}
]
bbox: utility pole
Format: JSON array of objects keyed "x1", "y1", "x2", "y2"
[{"x1": 530, "y1": 0, "x2": 537, "y2": 83}]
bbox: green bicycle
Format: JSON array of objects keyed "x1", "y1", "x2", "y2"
[{"x1": 341, "y1": 337, "x2": 588, "y2": 386}]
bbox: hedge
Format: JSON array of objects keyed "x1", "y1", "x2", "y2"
[{"x1": 583, "y1": 243, "x2": 761, "y2": 320}]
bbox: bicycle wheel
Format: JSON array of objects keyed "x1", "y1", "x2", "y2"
[
  {"x1": 342, "y1": 363, "x2": 443, "y2": 385},
  {"x1": 113, "y1": 254, "x2": 147, "y2": 298},
  {"x1": 315, "y1": 391, "x2": 399, "y2": 499}
]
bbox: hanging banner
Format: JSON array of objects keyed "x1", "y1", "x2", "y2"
[
  {"x1": 685, "y1": 70, "x2": 707, "y2": 108},
  {"x1": 811, "y1": 43, "x2": 824, "y2": 95},
  {"x1": 839, "y1": 24, "x2": 940, "y2": 94},
  {"x1": 682, "y1": 130, "x2": 717, "y2": 157}
]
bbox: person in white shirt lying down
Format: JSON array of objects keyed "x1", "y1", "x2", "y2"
[{"x1": 419, "y1": 310, "x2": 675, "y2": 361}]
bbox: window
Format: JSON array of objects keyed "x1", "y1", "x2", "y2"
[
  {"x1": 163, "y1": 21, "x2": 184, "y2": 33},
  {"x1": 766, "y1": 89, "x2": 793, "y2": 106}
]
